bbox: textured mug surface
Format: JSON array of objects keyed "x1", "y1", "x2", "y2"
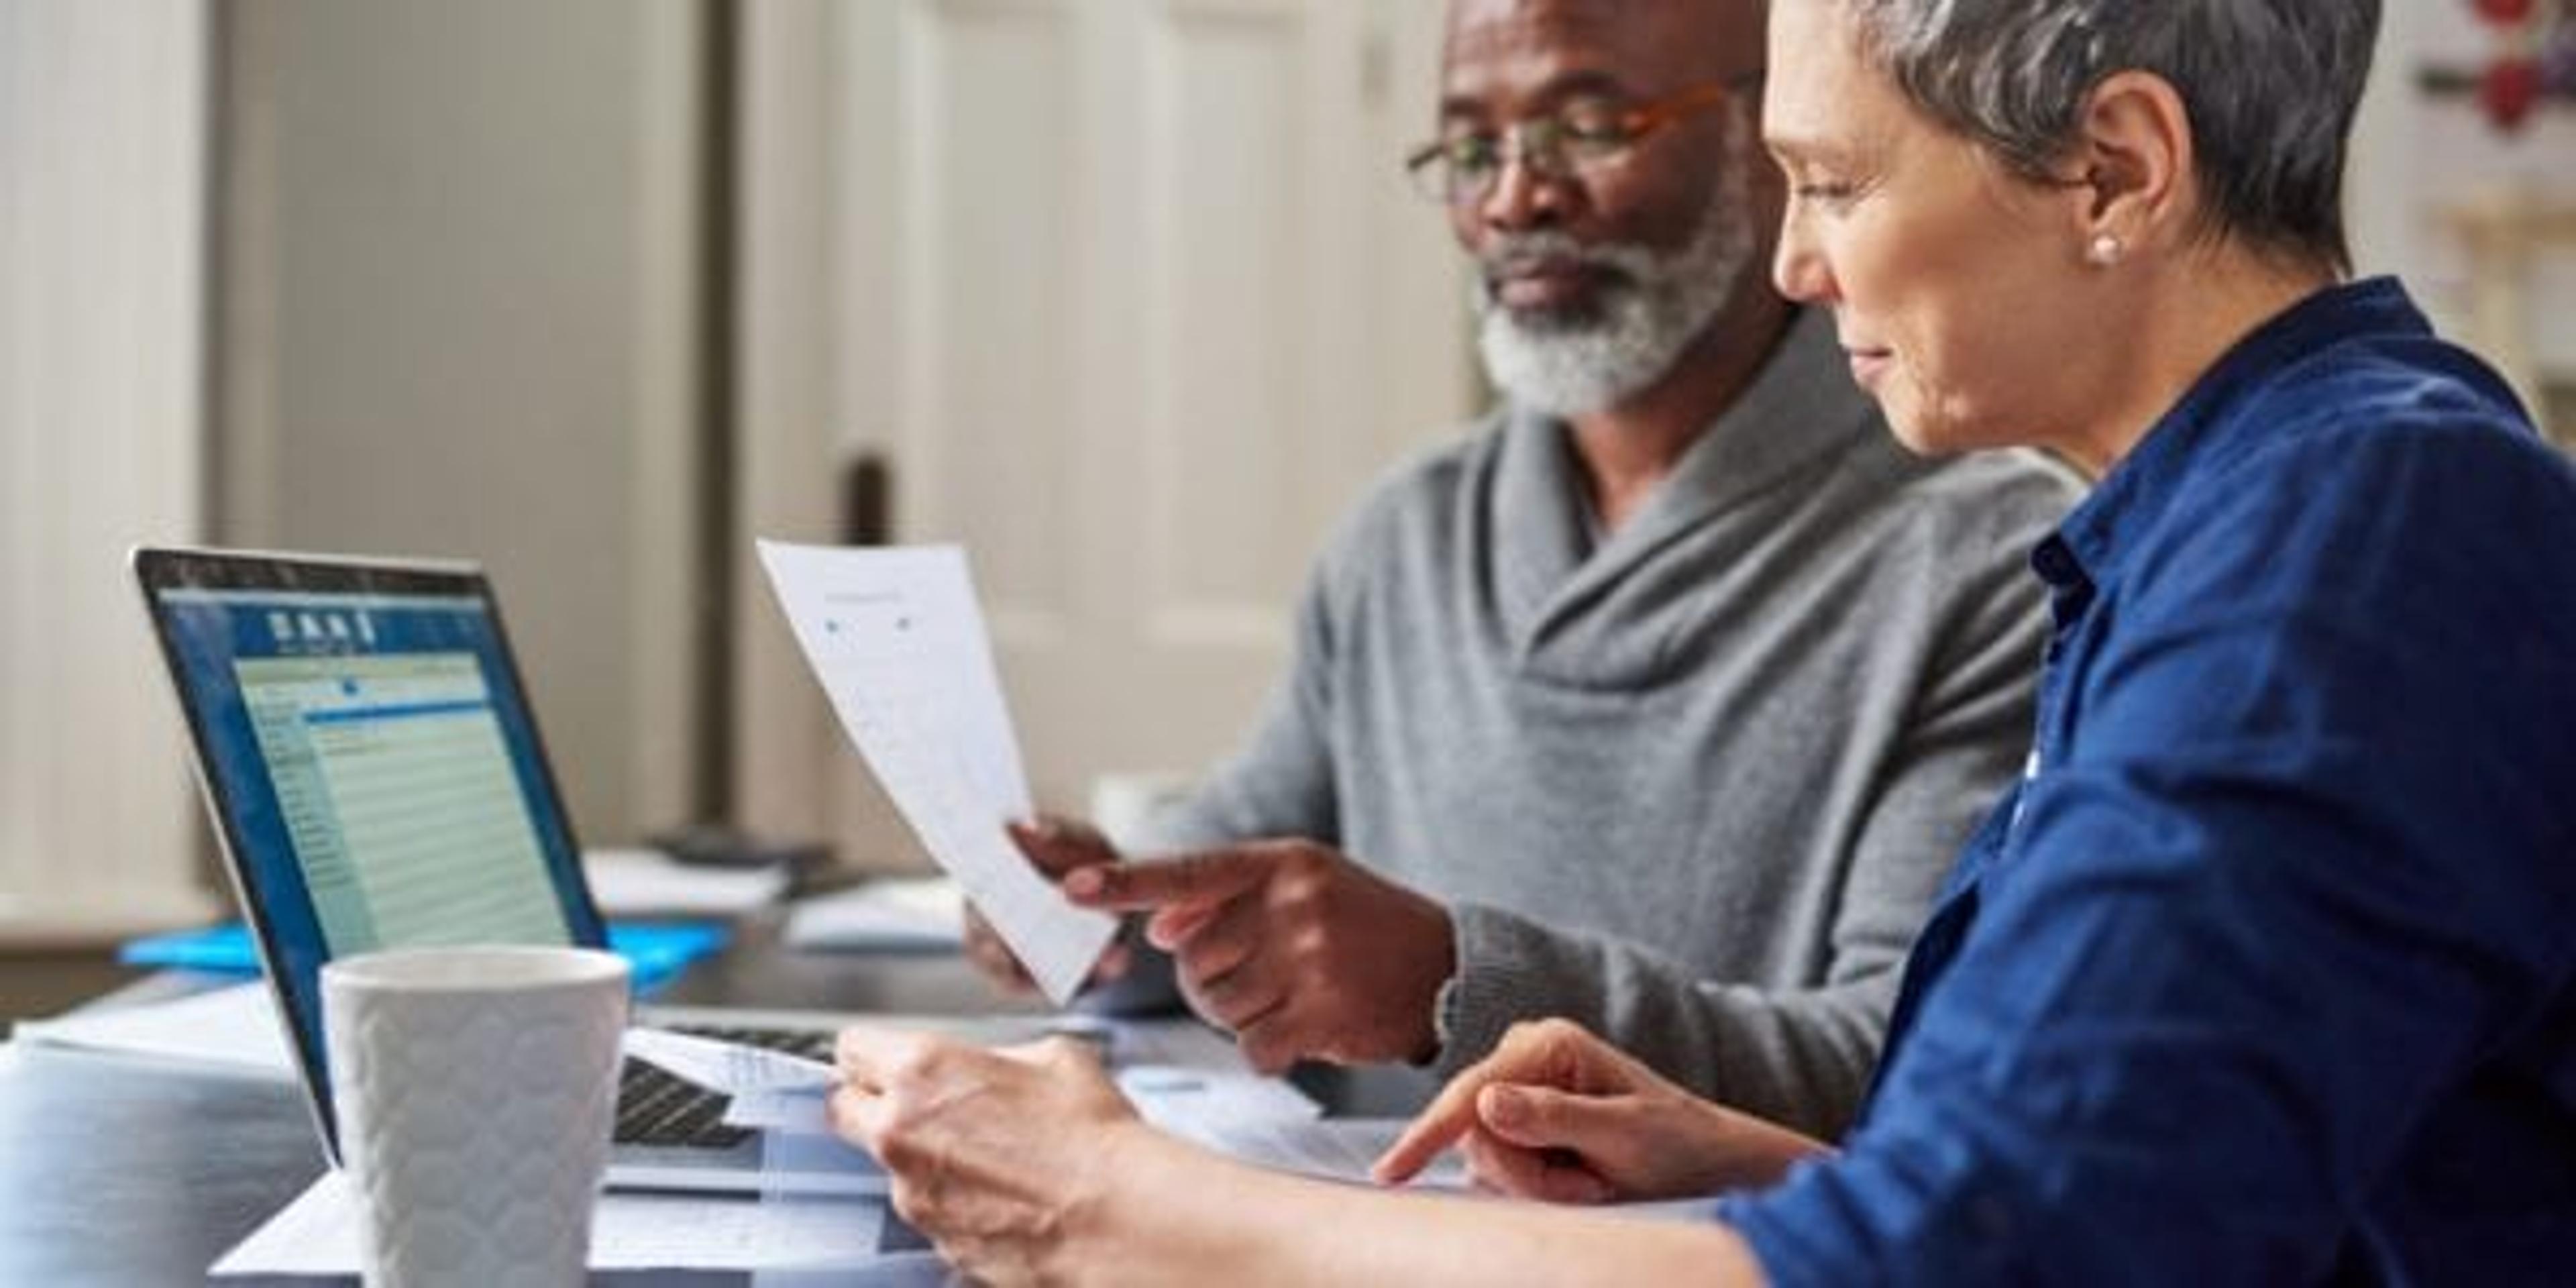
[{"x1": 323, "y1": 946, "x2": 630, "y2": 1288}]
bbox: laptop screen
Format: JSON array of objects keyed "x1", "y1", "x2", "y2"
[{"x1": 134, "y1": 549, "x2": 607, "y2": 1148}]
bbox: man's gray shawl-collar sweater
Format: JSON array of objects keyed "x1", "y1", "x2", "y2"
[{"x1": 1147, "y1": 309, "x2": 2080, "y2": 1136}]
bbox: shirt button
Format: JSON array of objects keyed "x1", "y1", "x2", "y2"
[{"x1": 2032, "y1": 541, "x2": 2076, "y2": 582}]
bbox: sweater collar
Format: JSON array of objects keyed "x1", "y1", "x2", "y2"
[{"x1": 1491, "y1": 307, "x2": 1884, "y2": 645}]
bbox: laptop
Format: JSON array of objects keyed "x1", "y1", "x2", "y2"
[{"x1": 130, "y1": 545, "x2": 926, "y2": 1195}]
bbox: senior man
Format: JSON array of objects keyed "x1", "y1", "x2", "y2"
[{"x1": 977, "y1": 0, "x2": 2077, "y2": 1137}]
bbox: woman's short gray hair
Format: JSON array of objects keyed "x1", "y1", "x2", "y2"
[{"x1": 1834, "y1": 0, "x2": 2380, "y2": 273}]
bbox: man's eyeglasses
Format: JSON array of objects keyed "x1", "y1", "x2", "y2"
[{"x1": 1404, "y1": 72, "x2": 1765, "y2": 207}]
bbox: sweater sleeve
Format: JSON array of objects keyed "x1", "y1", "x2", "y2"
[{"x1": 1432, "y1": 502, "x2": 2053, "y2": 1140}]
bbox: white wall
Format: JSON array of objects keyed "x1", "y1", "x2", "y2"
[{"x1": 0, "y1": 0, "x2": 222, "y2": 941}]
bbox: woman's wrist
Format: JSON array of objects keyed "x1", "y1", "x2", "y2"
[
  {"x1": 1686, "y1": 1101, "x2": 1829, "y2": 1193},
  {"x1": 1052, "y1": 1118, "x2": 1205, "y2": 1284}
]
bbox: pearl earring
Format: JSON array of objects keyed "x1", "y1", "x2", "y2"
[{"x1": 2086, "y1": 233, "x2": 2125, "y2": 266}]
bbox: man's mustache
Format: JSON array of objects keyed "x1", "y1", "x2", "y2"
[{"x1": 1479, "y1": 237, "x2": 1641, "y2": 297}]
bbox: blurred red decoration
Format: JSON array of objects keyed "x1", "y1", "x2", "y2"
[
  {"x1": 2483, "y1": 56, "x2": 2545, "y2": 130},
  {"x1": 2467, "y1": 0, "x2": 2569, "y2": 133}
]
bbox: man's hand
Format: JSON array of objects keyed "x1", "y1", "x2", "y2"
[
  {"x1": 830, "y1": 1026, "x2": 1152, "y2": 1283},
  {"x1": 1063, "y1": 839, "x2": 1455, "y2": 1073},
  {"x1": 1373, "y1": 1018, "x2": 1825, "y2": 1203},
  {"x1": 965, "y1": 816, "x2": 1134, "y2": 996}
]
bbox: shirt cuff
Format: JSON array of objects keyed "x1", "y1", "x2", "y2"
[
  {"x1": 1428, "y1": 902, "x2": 1566, "y2": 1079},
  {"x1": 1424, "y1": 973, "x2": 1463, "y2": 1065}
]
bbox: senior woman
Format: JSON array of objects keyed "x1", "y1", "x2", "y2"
[{"x1": 829, "y1": 0, "x2": 2576, "y2": 1281}]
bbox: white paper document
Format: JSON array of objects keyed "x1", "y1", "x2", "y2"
[
  {"x1": 757, "y1": 541, "x2": 1114, "y2": 1003},
  {"x1": 716, "y1": 1059, "x2": 1327, "y2": 1143},
  {"x1": 726, "y1": 1086, "x2": 837, "y2": 1134},
  {"x1": 661, "y1": 1018, "x2": 1350, "y2": 1187},
  {"x1": 1188, "y1": 1116, "x2": 1470, "y2": 1190},
  {"x1": 211, "y1": 1171, "x2": 901, "y2": 1277},
  {"x1": 584, "y1": 845, "x2": 791, "y2": 915},
  {"x1": 625, "y1": 1026, "x2": 840, "y2": 1095},
  {"x1": 9, "y1": 983, "x2": 295, "y2": 1081}
]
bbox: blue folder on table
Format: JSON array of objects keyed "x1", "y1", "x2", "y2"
[{"x1": 120, "y1": 920, "x2": 728, "y2": 994}]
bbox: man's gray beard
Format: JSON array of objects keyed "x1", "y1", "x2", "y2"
[{"x1": 1473, "y1": 132, "x2": 1758, "y2": 419}]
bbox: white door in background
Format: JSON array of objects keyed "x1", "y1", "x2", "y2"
[
  {"x1": 218, "y1": 0, "x2": 707, "y2": 848},
  {"x1": 736, "y1": 0, "x2": 1470, "y2": 865},
  {"x1": 0, "y1": 0, "x2": 218, "y2": 939}
]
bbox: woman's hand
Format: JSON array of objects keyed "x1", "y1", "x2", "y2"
[
  {"x1": 1374, "y1": 1018, "x2": 1827, "y2": 1203},
  {"x1": 830, "y1": 1026, "x2": 1152, "y2": 1284}
]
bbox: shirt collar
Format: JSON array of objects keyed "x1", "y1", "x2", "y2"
[{"x1": 2045, "y1": 277, "x2": 2428, "y2": 597}]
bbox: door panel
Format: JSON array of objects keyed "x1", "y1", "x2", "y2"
[
  {"x1": 739, "y1": 0, "x2": 1466, "y2": 867},
  {"x1": 1143, "y1": 3, "x2": 1316, "y2": 635},
  {"x1": 903, "y1": 1, "x2": 1085, "y2": 631}
]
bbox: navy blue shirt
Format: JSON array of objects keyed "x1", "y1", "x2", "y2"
[{"x1": 1720, "y1": 279, "x2": 2576, "y2": 1285}]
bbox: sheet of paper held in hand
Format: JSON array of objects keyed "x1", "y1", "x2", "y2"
[
  {"x1": 619, "y1": 1027, "x2": 1466, "y2": 1190},
  {"x1": 756, "y1": 541, "x2": 1115, "y2": 1004}
]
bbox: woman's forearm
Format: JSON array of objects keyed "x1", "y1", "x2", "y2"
[{"x1": 1073, "y1": 1126, "x2": 1768, "y2": 1287}]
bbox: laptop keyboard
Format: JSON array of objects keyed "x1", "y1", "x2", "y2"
[{"x1": 614, "y1": 1024, "x2": 837, "y2": 1148}]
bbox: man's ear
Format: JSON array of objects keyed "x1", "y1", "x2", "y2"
[{"x1": 2069, "y1": 70, "x2": 2194, "y2": 261}]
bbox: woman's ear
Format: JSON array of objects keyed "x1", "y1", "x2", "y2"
[{"x1": 2070, "y1": 70, "x2": 2194, "y2": 264}]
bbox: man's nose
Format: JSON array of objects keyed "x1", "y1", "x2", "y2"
[{"x1": 1477, "y1": 151, "x2": 1572, "y2": 233}]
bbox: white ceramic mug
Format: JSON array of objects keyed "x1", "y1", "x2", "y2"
[{"x1": 321, "y1": 946, "x2": 630, "y2": 1288}]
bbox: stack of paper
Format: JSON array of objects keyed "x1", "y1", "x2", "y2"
[
  {"x1": 216, "y1": 1020, "x2": 1468, "y2": 1279},
  {"x1": 9, "y1": 983, "x2": 294, "y2": 1080},
  {"x1": 619, "y1": 1022, "x2": 1450, "y2": 1191},
  {"x1": 212, "y1": 1173, "x2": 918, "y2": 1279},
  {"x1": 782, "y1": 877, "x2": 967, "y2": 953},
  {"x1": 583, "y1": 846, "x2": 792, "y2": 916}
]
